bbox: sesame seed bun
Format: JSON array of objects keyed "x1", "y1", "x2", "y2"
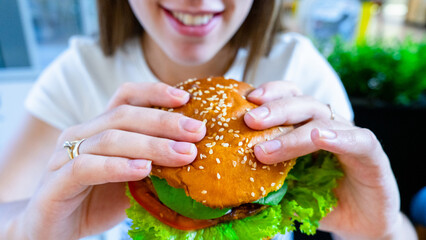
[{"x1": 151, "y1": 77, "x2": 296, "y2": 208}]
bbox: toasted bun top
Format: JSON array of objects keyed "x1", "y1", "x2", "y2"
[{"x1": 151, "y1": 77, "x2": 296, "y2": 208}]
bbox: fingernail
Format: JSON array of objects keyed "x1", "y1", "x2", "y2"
[
  {"x1": 247, "y1": 107, "x2": 270, "y2": 120},
  {"x1": 249, "y1": 88, "x2": 264, "y2": 98},
  {"x1": 180, "y1": 117, "x2": 204, "y2": 133},
  {"x1": 130, "y1": 160, "x2": 152, "y2": 169},
  {"x1": 257, "y1": 140, "x2": 281, "y2": 154},
  {"x1": 169, "y1": 87, "x2": 189, "y2": 98},
  {"x1": 318, "y1": 129, "x2": 337, "y2": 140},
  {"x1": 170, "y1": 142, "x2": 195, "y2": 155}
]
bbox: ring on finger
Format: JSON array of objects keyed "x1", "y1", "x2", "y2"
[
  {"x1": 63, "y1": 139, "x2": 86, "y2": 160},
  {"x1": 326, "y1": 104, "x2": 335, "y2": 120}
]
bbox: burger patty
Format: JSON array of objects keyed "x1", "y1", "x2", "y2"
[{"x1": 143, "y1": 178, "x2": 268, "y2": 221}]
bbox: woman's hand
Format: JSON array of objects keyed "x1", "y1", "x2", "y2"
[
  {"x1": 244, "y1": 81, "x2": 416, "y2": 240},
  {"x1": 19, "y1": 82, "x2": 206, "y2": 239}
]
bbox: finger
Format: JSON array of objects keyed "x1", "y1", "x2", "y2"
[
  {"x1": 69, "y1": 154, "x2": 152, "y2": 185},
  {"x1": 71, "y1": 105, "x2": 206, "y2": 142},
  {"x1": 253, "y1": 119, "x2": 350, "y2": 164},
  {"x1": 78, "y1": 129, "x2": 197, "y2": 167},
  {"x1": 244, "y1": 96, "x2": 334, "y2": 130},
  {"x1": 310, "y1": 127, "x2": 384, "y2": 164},
  {"x1": 247, "y1": 81, "x2": 302, "y2": 105},
  {"x1": 107, "y1": 82, "x2": 190, "y2": 110}
]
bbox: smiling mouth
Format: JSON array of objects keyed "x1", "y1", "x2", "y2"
[{"x1": 171, "y1": 11, "x2": 214, "y2": 26}]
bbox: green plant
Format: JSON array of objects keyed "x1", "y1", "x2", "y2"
[{"x1": 327, "y1": 38, "x2": 426, "y2": 106}]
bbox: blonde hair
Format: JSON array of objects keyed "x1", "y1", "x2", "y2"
[{"x1": 97, "y1": 0, "x2": 284, "y2": 82}]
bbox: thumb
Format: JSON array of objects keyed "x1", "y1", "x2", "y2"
[{"x1": 310, "y1": 127, "x2": 384, "y2": 163}]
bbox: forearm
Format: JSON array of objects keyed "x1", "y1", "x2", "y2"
[
  {"x1": 332, "y1": 212, "x2": 418, "y2": 240},
  {"x1": 0, "y1": 200, "x2": 28, "y2": 239}
]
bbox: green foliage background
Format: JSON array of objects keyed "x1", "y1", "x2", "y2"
[{"x1": 327, "y1": 38, "x2": 426, "y2": 106}]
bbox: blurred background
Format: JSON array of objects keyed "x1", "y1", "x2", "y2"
[{"x1": 0, "y1": 0, "x2": 425, "y2": 238}]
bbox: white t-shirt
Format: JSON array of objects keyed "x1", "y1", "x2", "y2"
[
  {"x1": 25, "y1": 32, "x2": 353, "y2": 239},
  {"x1": 25, "y1": 32, "x2": 353, "y2": 130}
]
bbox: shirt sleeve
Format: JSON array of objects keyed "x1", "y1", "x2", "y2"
[{"x1": 25, "y1": 38, "x2": 96, "y2": 130}]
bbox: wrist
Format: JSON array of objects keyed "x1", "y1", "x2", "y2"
[{"x1": 332, "y1": 212, "x2": 417, "y2": 240}]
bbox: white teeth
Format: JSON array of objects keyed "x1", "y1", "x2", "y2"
[{"x1": 171, "y1": 11, "x2": 214, "y2": 26}]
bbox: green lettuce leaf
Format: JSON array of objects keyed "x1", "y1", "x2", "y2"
[
  {"x1": 151, "y1": 175, "x2": 231, "y2": 219},
  {"x1": 126, "y1": 150, "x2": 343, "y2": 239},
  {"x1": 253, "y1": 182, "x2": 288, "y2": 206}
]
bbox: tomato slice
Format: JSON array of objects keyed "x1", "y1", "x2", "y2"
[{"x1": 128, "y1": 180, "x2": 219, "y2": 230}]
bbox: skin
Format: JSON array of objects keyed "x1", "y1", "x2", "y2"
[{"x1": 0, "y1": 0, "x2": 417, "y2": 239}]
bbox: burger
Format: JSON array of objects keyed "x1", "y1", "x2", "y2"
[{"x1": 126, "y1": 77, "x2": 343, "y2": 239}]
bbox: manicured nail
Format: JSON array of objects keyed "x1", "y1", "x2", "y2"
[
  {"x1": 249, "y1": 88, "x2": 264, "y2": 98},
  {"x1": 318, "y1": 128, "x2": 337, "y2": 140},
  {"x1": 247, "y1": 107, "x2": 270, "y2": 120},
  {"x1": 180, "y1": 117, "x2": 204, "y2": 133},
  {"x1": 257, "y1": 140, "x2": 281, "y2": 154},
  {"x1": 130, "y1": 160, "x2": 152, "y2": 169},
  {"x1": 170, "y1": 142, "x2": 195, "y2": 155},
  {"x1": 169, "y1": 87, "x2": 189, "y2": 98}
]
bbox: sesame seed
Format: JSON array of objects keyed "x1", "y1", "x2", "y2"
[
  {"x1": 228, "y1": 129, "x2": 234, "y2": 133},
  {"x1": 217, "y1": 173, "x2": 221, "y2": 179},
  {"x1": 248, "y1": 143, "x2": 253, "y2": 148},
  {"x1": 168, "y1": 108, "x2": 174, "y2": 112},
  {"x1": 212, "y1": 118, "x2": 216, "y2": 122},
  {"x1": 222, "y1": 143, "x2": 229, "y2": 147},
  {"x1": 199, "y1": 166, "x2": 204, "y2": 169},
  {"x1": 201, "y1": 190, "x2": 207, "y2": 194},
  {"x1": 235, "y1": 130, "x2": 240, "y2": 133},
  {"x1": 234, "y1": 134, "x2": 239, "y2": 138},
  {"x1": 210, "y1": 123, "x2": 215, "y2": 128},
  {"x1": 202, "y1": 200, "x2": 207, "y2": 203},
  {"x1": 209, "y1": 149, "x2": 213, "y2": 154},
  {"x1": 195, "y1": 109, "x2": 199, "y2": 114},
  {"x1": 250, "y1": 177, "x2": 254, "y2": 182},
  {"x1": 271, "y1": 183, "x2": 276, "y2": 187},
  {"x1": 218, "y1": 121, "x2": 222, "y2": 126},
  {"x1": 219, "y1": 128, "x2": 225, "y2": 132},
  {"x1": 251, "y1": 192, "x2": 255, "y2": 197},
  {"x1": 232, "y1": 161, "x2": 237, "y2": 167},
  {"x1": 260, "y1": 186, "x2": 265, "y2": 191},
  {"x1": 231, "y1": 117, "x2": 237, "y2": 120},
  {"x1": 216, "y1": 158, "x2": 220, "y2": 164},
  {"x1": 224, "y1": 123, "x2": 229, "y2": 127},
  {"x1": 238, "y1": 142, "x2": 243, "y2": 146},
  {"x1": 220, "y1": 135, "x2": 224, "y2": 140},
  {"x1": 251, "y1": 168, "x2": 257, "y2": 171},
  {"x1": 203, "y1": 119, "x2": 207, "y2": 124},
  {"x1": 253, "y1": 162, "x2": 257, "y2": 168},
  {"x1": 187, "y1": 166, "x2": 191, "y2": 172},
  {"x1": 279, "y1": 172, "x2": 284, "y2": 175},
  {"x1": 273, "y1": 163, "x2": 277, "y2": 167}
]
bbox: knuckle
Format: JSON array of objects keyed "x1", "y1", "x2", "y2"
[
  {"x1": 98, "y1": 129, "x2": 120, "y2": 146},
  {"x1": 103, "y1": 157, "x2": 118, "y2": 181},
  {"x1": 361, "y1": 128, "x2": 380, "y2": 151},
  {"x1": 107, "y1": 104, "x2": 131, "y2": 123},
  {"x1": 117, "y1": 82, "x2": 135, "y2": 96},
  {"x1": 158, "y1": 111, "x2": 176, "y2": 128},
  {"x1": 154, "y1": 82, "x2": 170, "y2": 94}
]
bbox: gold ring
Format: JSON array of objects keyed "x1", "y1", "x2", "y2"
[
  {"x1": 63, "y1": 139, "x2": 86, "y2": 160},
  {"x1": 326, "y1": 104, "x2": 335, "y2": 120}
]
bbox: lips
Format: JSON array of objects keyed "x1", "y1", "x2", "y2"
[{"x1": 162, "y1": 7, "x2": 223, "y2": 37}]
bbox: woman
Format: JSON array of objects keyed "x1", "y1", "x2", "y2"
[{"x1": 0, "y1": 0, "x2": 417, "y2": 239}]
